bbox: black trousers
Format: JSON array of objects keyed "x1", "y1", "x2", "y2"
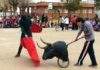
[
  {"x1": 72, "y1": 23, "x2": 78, "y2": 30},
  {"x1": 16, "y1": 30, "x2": 32, "y2": 55},
  {"x1": 60, "y1": 23, "x2": 64, "y2": 31},
  {"x1": 77, "y1": 40, "x2": 97, "y2": 65},
  {"x1": 64, "y1": 24, "x2": 69, "y2": 30}
]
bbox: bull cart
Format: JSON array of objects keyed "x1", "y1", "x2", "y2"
[
  {"x1": 37, "y1": 37, "x2": 83, "y2": 68},
  {"x1": 57, "y1": 37, "x2": 83, "y2": 68}
]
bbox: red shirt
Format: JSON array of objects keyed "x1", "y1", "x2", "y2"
[{"x1": 71, "y1": 17, "x2": 77, "y2": 24}]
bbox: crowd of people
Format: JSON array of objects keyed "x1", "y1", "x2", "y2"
[
  {"x1": 0, "y1": 14, "x2": 100, "y2": 32},
  {"x1": 0, "y1": 16, "x2": 20, "y2": 28},
  {"x1": 53, "y1": 15, "x2": 100, "y2": 32}
]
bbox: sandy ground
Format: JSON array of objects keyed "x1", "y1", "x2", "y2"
[{"x1": 0, "y1": 28, "x2": 100, "y2": 70}]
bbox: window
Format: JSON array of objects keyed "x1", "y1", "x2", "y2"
[
  {"x1": 48, "y1": 3, "x2": 53, "y2": 9},
  {"x1": 64, "y1": 9, "x2": 68, "y2": 13},
  {"x1": 44, "y1": 8, "x2": 48, "y2": 13},
  {"x1": 29, "y1": 7, "x2": 32, "y2": 14},
  {"x1": 82, "y1": 9, "x2": 87, "y2": 14},
  {"x1": 75, "y1": 10, "x2": 80, "y2": 13},
  {"x1": 59, "y1": 9, "x2": 62, "y2": 13},
  {"x1": 88, "y1": 9, "x2": 92, "y2": 14}
]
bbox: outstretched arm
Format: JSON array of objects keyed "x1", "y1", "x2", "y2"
[{"x1": 75, "y1": 29, "x2": 82, "y2": 41}]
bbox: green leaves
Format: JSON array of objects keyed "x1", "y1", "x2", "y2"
[
  {"x1": 64, "y1": 0, "x2": 81, "y2": 12},
  {"x1": 95, "y1": 0, "x2": 100, "y2": 10}
]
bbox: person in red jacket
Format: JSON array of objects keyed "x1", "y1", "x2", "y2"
[{"x1": 71, "y1": 16, "x2": 78, "y2": 30}]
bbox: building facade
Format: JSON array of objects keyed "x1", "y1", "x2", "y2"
[{"x1": 29, "y1": 2, "x2": 95, "y2": 20}]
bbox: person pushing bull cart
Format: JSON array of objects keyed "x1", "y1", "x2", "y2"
[{"x1": 74, "y1": 17, "x2": 97, "y2": 67}]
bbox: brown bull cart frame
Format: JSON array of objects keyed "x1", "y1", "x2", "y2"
[{"x1": 58, "y1": 37, "x2": 84, "y2": 68}]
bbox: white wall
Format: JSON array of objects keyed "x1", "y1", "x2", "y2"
[{"x1": 82, "y1": 0, "x2": 94, "y2": 4}]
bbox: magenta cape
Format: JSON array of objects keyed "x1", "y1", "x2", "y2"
[
  {"x1": 21, "y1": 37, "x2": 40, "y2": 67},
  {"x1": 30, "y1": 24, "x2": 42, "y2": 33}
]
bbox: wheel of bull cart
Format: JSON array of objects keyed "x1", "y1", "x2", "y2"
[{"x1": 57, "y1": 58, "x2": 69, "y2": 68}]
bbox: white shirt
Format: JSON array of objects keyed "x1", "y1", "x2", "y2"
[
  {"x1": 64, "y1": 17, "x2": 69, "y2": 24},
  {"x1": 61, "y1": 17, "x2": 65, "y2": 23}
]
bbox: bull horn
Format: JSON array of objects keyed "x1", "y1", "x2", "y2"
[
  {"x1": 40, "y1": 37, "x2": 51, "y2": 45},
  {"x1": 36, "y1": 42, "x2": 46, "y2": 49}
]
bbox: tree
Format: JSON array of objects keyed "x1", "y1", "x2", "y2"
[
  {"x1": 8, "y1": 0, "x2": 29, "y2": 15},
  {"x1": 64, "y1": 0, "x2": 81, "y2": 18},
  {"x1": 0, "y1": 6, "x2": 3, "y2": 12},
  {"x1": 18, "y1": 0, "x2": 29, "y2": 14},
  {"x1": 95, "y1": 0, "x2": 100, "y2": 10},
  {"x1": 8, "y1": 0, "x2": 19, "y2": 15},
  {"x1": 0, "y1": 0, "x2": 9, "y2": 16},
  {"x1": 2, "y1": 3, "x2": 9, "y2": 16}
]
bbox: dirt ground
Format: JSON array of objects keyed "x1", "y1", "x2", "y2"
[{"x1": 0, "y1": 28, "x2": 100, "y2": 70}]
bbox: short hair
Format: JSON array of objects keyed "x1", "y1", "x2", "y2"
[{"x1": 76, "y1": 17, "x2": 85, "y2": 23}]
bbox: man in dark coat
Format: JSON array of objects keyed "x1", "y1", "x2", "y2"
[{"x1": 15, "y1": 13, "x2": 32, "y2": 57}]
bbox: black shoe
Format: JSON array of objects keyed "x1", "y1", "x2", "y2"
[
  {"x1": 89, "y1": 64, "x2": 97, "y2": 67},
  {"x1": 15, "y1": 54, "x2": 20, "y2": 58},
  {"x1": 74, "y1": 63, "x2": 79, "y2": 66},
  {"x1": 74, "y1": 63, "x2": 83, "y2": 66}
]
